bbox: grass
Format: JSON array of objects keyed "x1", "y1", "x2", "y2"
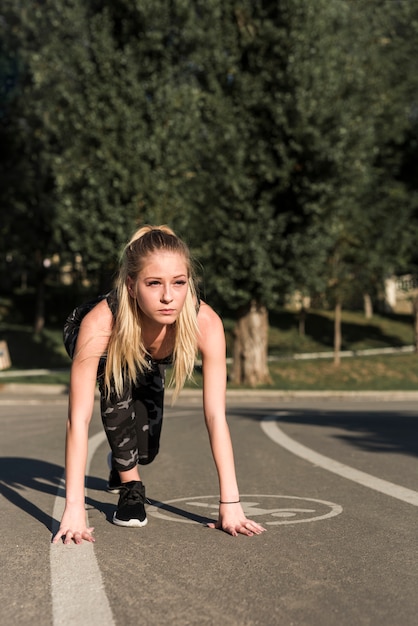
[
  {"x1": 267, "y1": 309, "x2": 415, "y2": 355},
  {"x1": 0, "y1": 323, "x2": 72, "y2": 385},
  {"x1": 1, "y1": 309, "x2": 417, "y2": 390},
  {"x1": 262, "y1": 355, "x2": 418, "y2": 391}
]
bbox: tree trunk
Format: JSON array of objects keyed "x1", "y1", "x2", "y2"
[
  {"x1": 33, "y1": 252, "x2": 47, "y2": 334},
  {"x1": 413, "y1": 295, "x2": 418, "y2": 353},
  {"x1": 298, "y1": 307, "x2": 306, "y2": 336},
  {"x1": 334, "y1": 299, "x2": 342, "y2": 366},
  {"x1": 231, "y1": 300, "x2": 271, "y2": 386},
  {"x1": 34, "y1": 277, "x2": 46, "y2": 334},
  {"x1": 363, "y1": 292, "x2": 373, "y2": 319}
]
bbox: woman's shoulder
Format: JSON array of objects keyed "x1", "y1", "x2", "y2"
[
  {"x1": 197, "y1": 300, "x2": 220, "y2": 321},
  {"x1": 82, "y1": 297, "x2": 114, "y2": 330},
  {"x1": 71, "y1": 297, "x2": 113, "y2": 360},
  {"x1": 197, "y1": 301, "x2": 225, "y2": 348}
]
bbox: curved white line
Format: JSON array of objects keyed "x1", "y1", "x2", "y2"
[
  {"x1": 261, "y1": 417, "x2": 418, "y2": 507},
  {"x1": 50, "y1": 431, "x2": 114, "y2": 625}
]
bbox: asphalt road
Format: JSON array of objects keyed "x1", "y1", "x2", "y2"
[{"x1": 0, "y1": 387, "x2": 417, "y2": 626}]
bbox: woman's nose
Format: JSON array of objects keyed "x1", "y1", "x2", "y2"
[{"x1": 161, "y1": 287, "x2": 173, "y2": 303}]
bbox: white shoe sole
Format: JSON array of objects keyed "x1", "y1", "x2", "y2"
[{"x1": 112, "y1": 513, "x2": 148, "y2": 528}]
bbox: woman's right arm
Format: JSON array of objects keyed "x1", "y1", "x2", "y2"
[{"x1": 52, "y1": 300, "x2": 112, "y2": 544}]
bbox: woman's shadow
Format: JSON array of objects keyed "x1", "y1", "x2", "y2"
[
  {"x1": 0, "y1": 457, "x2": 115, "y2": 536},
  {"x1": 0, "y1": 457, "x2": 214, "y2": 537}
]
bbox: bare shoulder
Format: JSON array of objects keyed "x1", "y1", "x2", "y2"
[
  {"x1": 75, "y1": 298, "x2": 113, "y2": 358},
  {"x1": 197, "y1": 301, "x2": 223, "y2": 329},
  {"x1": 197, "y1": 301, "x2": 225, "y2": 352},
  {"x1": 81, "y1": 298, "x2": 113, "y2": 330}
]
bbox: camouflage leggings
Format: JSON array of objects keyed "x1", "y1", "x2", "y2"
[
  {"x1": 63, "y1": 296, "x2": 166, "y2": 471},
  {"x1": 99, "y1": 365, "x2": 166, "y2": 471}
]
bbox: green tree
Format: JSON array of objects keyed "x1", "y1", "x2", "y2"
[
  {"x1": 0, "y1": 1, "x2": 156, "y2": 328},
  {"x1": 182, "y1": 1, "x2": 366, "y2": 381},
  {"x1": 0, "y1": 1, "x2": 66, "y2": 331},
  {"x1": 319, "y1": 0, "x2": 418, "y2": 362},
  {"x1": 179, "y1": 0, "x2": 418, "y2": 377},
  {"x1": 2, "y1": 0, "x2": 417, "y2": 382}
]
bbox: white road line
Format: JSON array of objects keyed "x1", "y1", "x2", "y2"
[
  {"x1": 261, "y1": 416, "x2": 418, "y2": 507},
  {"x1": 50, "y1": 431, "x2": 114, "y2": 625}
]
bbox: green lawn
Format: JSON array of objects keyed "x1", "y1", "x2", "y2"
[{"x1": 1, "y1": 309, "x2": 417, "y2": 390}]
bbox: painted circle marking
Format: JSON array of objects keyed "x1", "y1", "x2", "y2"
[{"x1": 147, "y1": 494, "x2": 343, "y2": 526}]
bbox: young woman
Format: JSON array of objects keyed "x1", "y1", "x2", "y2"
[{"x1": 53, "y1": 225, "x2": 266, "y2": 544}]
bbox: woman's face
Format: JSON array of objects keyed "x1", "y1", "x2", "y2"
[{"x1": 128, "y1": 251, "x2": 189, "y2": 326}]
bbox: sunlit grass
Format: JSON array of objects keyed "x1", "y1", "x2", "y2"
[{"x1": 265, "y1": 354, "x2": 418, "y2": 391}]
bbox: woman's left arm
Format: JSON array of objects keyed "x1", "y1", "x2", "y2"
[{"x1": 197, "y1": 302, "x2": 266, "y2": 537}]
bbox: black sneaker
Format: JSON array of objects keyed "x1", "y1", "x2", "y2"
[
  {"x1": 107, "y1": 468, "x2": 122, "y2": 494},
  {"x1": 113, "y1": 481, "x2": 148, "y2": 527}
]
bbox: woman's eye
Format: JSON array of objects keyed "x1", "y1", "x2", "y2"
[
  {"x1": 147, "y1": 281, "x2": 160, "y2": 286},
  {"x1": 175, "y1": 280, "x2": 187, "y2": 286}
]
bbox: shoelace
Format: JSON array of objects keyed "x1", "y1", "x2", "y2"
[{"x1": 121, "y1": 486, "x2": 145, "y2": 506}]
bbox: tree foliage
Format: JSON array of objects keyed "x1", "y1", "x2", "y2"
[{"x1": 1, "y1": 0, "x2": 418, "y2": 379}]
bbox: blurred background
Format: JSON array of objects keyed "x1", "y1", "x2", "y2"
[{"x1": 1, "y1": 0, "x2": 418, "y2": 388}]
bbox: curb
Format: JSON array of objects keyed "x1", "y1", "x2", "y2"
[
  {"x1": 1, "y1": 383, "x2": 418, "y2": 402},
  {"x1": 0, "y1": 383, "x2": 70, "y2": 395}
]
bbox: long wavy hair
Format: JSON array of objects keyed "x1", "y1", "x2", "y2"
[{"x1": 104, "y1": 225, "x2": 199, "y2": 400}]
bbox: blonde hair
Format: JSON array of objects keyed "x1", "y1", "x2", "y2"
[{"x1": 104, "y1": 225, "x2": 199, "y2": 401}]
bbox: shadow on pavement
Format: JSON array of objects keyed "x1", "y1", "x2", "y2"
[
  {"x1": 228, "y1": 407, "x2": 418, "y2": 458},
  {"x1": 0, "y1": 457, "x2": 115, "y2": 534},
  {"x1": 0, "y1": 458, "x2": 216, "y2": 534},
  {"x1": 146, "y1": 498, "x2": 215, "y2": 525}
]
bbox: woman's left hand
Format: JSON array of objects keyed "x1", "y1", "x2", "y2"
[{"x1": 207, "y1": 502, "x2": 267, "y2": 537}]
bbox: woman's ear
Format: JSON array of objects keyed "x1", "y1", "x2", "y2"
[{"x1": 126, "y1": 276, "x2": 134, "y2": 297}]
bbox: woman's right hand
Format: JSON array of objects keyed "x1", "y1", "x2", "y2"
[{"x1": 52, "y1": 505, "x2": 95, "y2": 545}]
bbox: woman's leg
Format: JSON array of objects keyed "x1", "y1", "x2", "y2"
[
  {"x1": 100, "y1": 363, "x2": 165, "y2": 475},
  {"x1": 100, "y1": 365, "x2": 165, "y2": 527},
  {"x1": 100, "y1": 381, "x2": 141, "y2": 477},
  {"x1": 132, "y1": 364, "x2": 165, "y2": 466}
]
